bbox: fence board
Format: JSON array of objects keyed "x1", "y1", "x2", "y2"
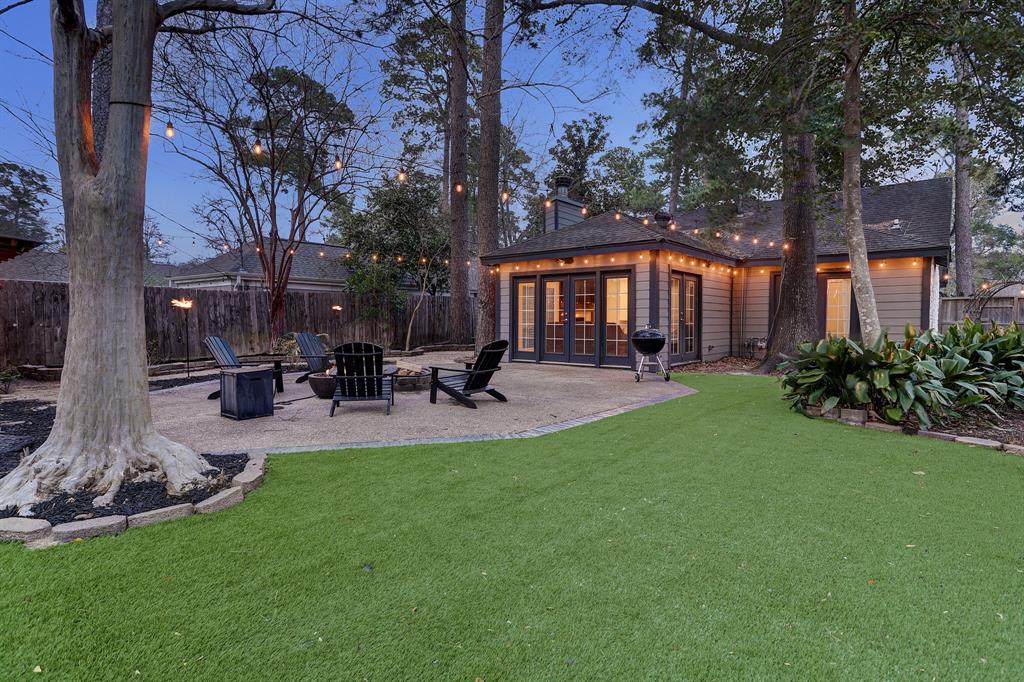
[
  {"x1": 0, "y1": 279, "x2": 457, "y2": 367},
  {"x1": 939, "y1": 295, "x2": 1022, "y2": 332}
]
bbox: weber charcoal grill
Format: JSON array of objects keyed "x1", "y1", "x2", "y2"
[{"x1": 631, "y1": 326, "x2": 671, "y2": 382}]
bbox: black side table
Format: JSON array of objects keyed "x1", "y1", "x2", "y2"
[{"x1": 220, "y1": 367, "x2": 274, "y2": 420}]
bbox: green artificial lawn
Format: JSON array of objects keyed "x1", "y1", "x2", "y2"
[{"x1": 3, "y1": 374, "x2": 1024, "y2": 680}]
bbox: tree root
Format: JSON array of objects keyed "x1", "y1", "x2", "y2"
[{"x1": 0, "y1": 429, "x2": 211, "y2": 516}]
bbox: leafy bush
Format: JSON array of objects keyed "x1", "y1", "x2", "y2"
[
  {"x1": 0, "y1": 366, "x2": 19, "y2": 394},
  {"x1": 780, "y1": 318, "x2": 1024, "y2": 428}
]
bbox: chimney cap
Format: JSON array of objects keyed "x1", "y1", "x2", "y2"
[
  {"x1": 554, "y1": 175, "x2": 572, "y2": 188},
  {"x1": 654, "y1": 210, "x2": 671, "y2": 228}
]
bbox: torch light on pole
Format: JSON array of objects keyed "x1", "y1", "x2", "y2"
[{"x1": 171, "y1": 298, "x2": 194, "y2": 377}]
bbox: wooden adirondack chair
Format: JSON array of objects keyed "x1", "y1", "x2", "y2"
[
  {"x1": 330, "y1": 342, "x2": 395, "y2": 416},
  {"x1": 429, "y1": 339, "x2": 509, "y2": 409},
  {"x1": 294, "y1": 332, "x2": 330, "y2": 384},
  {"x1": 203, "y1": 336, "x2": 283, "y2": 400}
]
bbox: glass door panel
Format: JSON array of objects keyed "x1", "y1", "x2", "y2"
[
  {"x1": 684, "y1": 277, "x2": 697, "y2": 355},
  {"x1": 541, "y1": 278, "x2": 568, "y2": 361},
  {"x1": 825, "y1": 278, "x2": 852, "y2": 337},
  {"x1": 670, "y1": 276, "x2": 682, "y2": 356},
  {"x1": 602, "y1": 275, "x2": 630, "y2": 365},
  {"x1": 514, "y1": 279, "x2": 536, "y2": 359},
  {"x1": 570, "y1": 276, "x2": 596, "y2": 364}
]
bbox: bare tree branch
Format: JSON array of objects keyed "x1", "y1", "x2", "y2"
[
  {"x1": 158, "y1": 0, "x2": 275, "y2": 22},
  {"x1": 0, "y1": 0, "x2": 34, "y2": 18}
]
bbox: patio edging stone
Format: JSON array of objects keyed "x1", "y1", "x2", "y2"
[
  {"x1": 804, "y1": 406, "x2": 1023, "y2": 457},
  {"x1": 2, "y1": 452, "x2": 268, "y2": 549}
]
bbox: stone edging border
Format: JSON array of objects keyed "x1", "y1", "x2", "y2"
[
  {"x1": 804, "y1": 405, "x2": 1024, "y2": 457},
  {"x1": 0, "y1": 454, "x2": 267, "y2": 549}
]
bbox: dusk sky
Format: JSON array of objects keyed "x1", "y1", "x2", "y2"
[{"x1": 1, "y1": 1, "x2": 1017, "y2": 263}]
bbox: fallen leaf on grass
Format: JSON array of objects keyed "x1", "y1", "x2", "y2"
[
  {"x1": 867, "y1": 579, "x2": 877, "y2": 586},
  {"x1": 912, "y1": 471, "x2": 926, "y2": 476},
  {"x1": 33, "y1": 666, "x2": 41, "y2": 673}
]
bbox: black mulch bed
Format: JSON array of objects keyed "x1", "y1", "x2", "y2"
[
  {"x1": 941, "y1": 408, "x2": 1024, "y2": 446},
  {"x1": 0, "y1": 453, "x2": 248, "y2": 525},
  {"x1": 0, "y1": 399, "x2": 56, "y2": 456}
]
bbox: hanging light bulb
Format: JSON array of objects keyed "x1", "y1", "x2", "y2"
[
  {"x1": 501, "y1": 191, "x2": 510, "y2": 203},
  {"x1": 252, "y1": 138, "x2": 263, "y2": 155},
  {"x1": 334, "y1": 155, "x2": 343, "y2": 171},
  {"x1": 222, "y1": 243, "x2": 229, "y2": 251},
  {"x1": 397, "y1": 169, "x2": 407, "y2": 183},
  {"x1": 693, "y1": 229, "x2": 699, "y2": 235},
  {"x1": 580, "y1": 207, "x2": 588, "y2": 216},
  {"x1": 157, "y1": 238, "x2": 165, "y2": 245},
  {"x1": 715, "y1": 231, "x2": 721, "y2": 238},
  {"x1": 544, "y1": 199, "x2": 552, "y2": 208},
  {"x1": 614, "y1": 212, "x2": 621, "y2": 221},
  {"x1": 642, "y1": 217, "x2": 650, "y2": 226},
  {"x1": 768, "y1": 240, "x2": 775, "y2": 247},
  {"x1": 371, "y1": 254, "x2": 378, "y2": 261},
  {"x1": 454, "y1": 182, "x2": 464, "y2": 193},
  {"x1": 164, "y1": 121, "x2": 174, "y2": 138},
  {"x1": 319, "y1": 250, "x2": 325, "y2": 257},
  {"x1": 733, "y1": 234, "x2": 740, "y2": 241},
  {"x1": 752, "y1": 238, "x2": 759, "y2": 245}
]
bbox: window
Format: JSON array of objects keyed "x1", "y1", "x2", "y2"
[
  {"x1": 670, "y1": 276, "x2": 681, "y2": 355},
  {"x1": 684, "y1": 278, "x2": 697, "y2": 353},
  {"x1": 825, "y1": 278, "x2": 851, "y2": 337},
  {"x1": 544, "y1": 280, "x2": 565, "y2": 354},
  {"x1": 604, "y1": 276, "x2": 629, "y2": 357},
  {"x1": 517, "y1": 281, "x2": 535, "y2": 352},
  {"x1": 574, "y1": 278, "x2": 596, "y2": 355}
]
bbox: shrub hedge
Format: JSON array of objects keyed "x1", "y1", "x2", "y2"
[{"x1": 779, "y1": 319, "x2": 1024, "y2": 428}]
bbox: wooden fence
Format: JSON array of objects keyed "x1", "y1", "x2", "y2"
[
  {"x1": 939, "y1": 295, "x2": 1024, "y2": 332},
  {"x1": 0, "y1": 279, "x2": 457, "y2": 367}
]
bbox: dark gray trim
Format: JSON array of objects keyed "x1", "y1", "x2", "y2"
[
  {"x1": 482, "y1": 240, "x2": 666, "y2": 264},
  {"x1": 648, "y1": 251, "x2": 659, "y2": 328},
  {"x1": 920, "y1": 256, "x2": 932, "y2": 329}
]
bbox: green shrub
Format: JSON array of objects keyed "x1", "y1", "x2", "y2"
[
  {"x1": 0, "y1": 366, "x2": 19, "y2": 394},
  {"x1": 779, "y1": 318, "x2": 1024, "y2": 428}
]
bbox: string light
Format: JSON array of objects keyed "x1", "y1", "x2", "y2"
[
  {"x1": 371, "y1": 254, "x2": 378, "y2": 261},
  {"x1": 252, "y1": 138, "x2": 263, "y2": 156},
  {"x1": 331, "y1": 304, "x2": 343, "y2": 312},
  {"x1": 454, "y1": 182, "x2": 464, "y2": 193},
  {"x1": 943, "y1": 273, "x2": 950, "y2": 281},
  {"x1": 334, "y1": 155, "x2": 343, "y2": 171},
  {"x1": 715, "y1": 231, "x2": 721, "y2": 238},
  {"x1": 319, "y1": 250, "x2": 325, "y2": 257},
  {"x1": 614, "y1": 212, "x2": 621, "y2": 220},
  {"x1": 222, "y1": 243, "x2": 229, "y2": 251},
  {"x1": 669, "y1": 222, "x2": 676, "y2": 230},
  {"x1": 501, "y1": 191, "x2": 510, "y2": 203},
  {"x1": 693, "y1": 229, "x2": 699, "y2": 235},
  {"x1": 782, "y1": 243, "x2": 789, "y2": 251},
  {"x1": 981, "y1": 282, "x2": 990, "y2": 289},
  {"x1": 544, "y1": 199, "x2": 552, "y2": 208},
  {"x1": 289, "y1": 249, "x2": 295, "y2": 255},
  {"x1": 397, "y1": 169, "x2": 407, "y2": 183},
  {"x1": 733, "y1": 234, "x2": 740, "y2": 241},
  {"x1": 769, "y1": 241, "x2": 775, "y2": 247},
  {"x1": 164, "y1": 121, "x2": 174, "y2": 138},
  {"x1": 396, "y1": 256, "x2": 403, "y2": 262},
  {"x1": 466, "y1": 260, "x2": 471, "y2": 266},
  {"x1": 642, "y1": 218, "x2": 650, "y2": 225},
  {"x1": 580, "y1": 207, "x2": 588, "y2": 216},
  {"x1": 752, "y1": 238, "x2": 758, "y2": 245},
  {"x1": 444, "y1": 259, "x2": 449, "y2": 265}
]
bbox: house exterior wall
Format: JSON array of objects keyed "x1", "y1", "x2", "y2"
[{"x1": 733, "y1": 257, "x2": 928, "y2": 342}]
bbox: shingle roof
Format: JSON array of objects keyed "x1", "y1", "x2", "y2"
[
  {"x1": 484, "y1": 177, "x2": 952, "y2": 263},
  {"x1": 172, "y1": 240, "x2": 354, "y2": 282},
  {"x1": 0, "y1": 250, "x2": 183, "y2": 286}
]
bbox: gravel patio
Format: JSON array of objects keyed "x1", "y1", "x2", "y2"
[{"x1": 4, "y1": 352, "x2": 693, "y2": 455}]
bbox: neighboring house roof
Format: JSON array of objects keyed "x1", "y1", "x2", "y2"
[
  {"x1": 0, "y1": 250, "x2": 183, "y2": 285},
  {"x1": 171, "y1": 240, "x2": 354, "y2": 284},
  {"x1": 0, "y1": 225, "x2": 47, "y2": 247},
  {"x1": 483, "y1": 177, "x2": 952, "y2": 264}
]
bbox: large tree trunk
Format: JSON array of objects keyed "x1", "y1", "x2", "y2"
[
  {"x1": 841, "y1": 0, "x2": 881, "y2": 344},
  {"x1": 0, "y1": 0, "x2": 209, "y2": 513},
  {"x1": 758, "y1": 110, "x2": 820, "y2": 371},
  {"x1": 951, "y1": 36, "x2": 973, "y2": 296},
  {"x1": 448, "y1": 0, "x2": 471, "y2": 343},
  {"x1": 475, "y1": 0, "x2": 503, "y2": 349}
]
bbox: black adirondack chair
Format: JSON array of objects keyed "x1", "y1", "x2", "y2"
[
  {"x1": 203, "y1": 336, "x2": 283, "y2": 400},
  {"x1": 330, "y1": 342, "x2": 395, "y2": 416},
  {"x1": 294, "y1": 332, "x2": 330, "y2": 384},
  {"x1": 429, "y1": 339, "x2": 509, "y2": 409}
]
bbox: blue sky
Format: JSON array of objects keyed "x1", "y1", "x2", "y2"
[{"x1": 0, "y1": 1, "x2": 664, "y2": 263}]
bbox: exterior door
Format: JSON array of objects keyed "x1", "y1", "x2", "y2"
[
  {"x1": 541, "y1": 277, "x2": 568, "y2": 361},
  {"x1": 569, "y1": 275, "x2": 597, "y2": 364},
  {"x1": 670, "y1": 273, "x2": 701, "y2": 362},
  {"x1": 512, "y1": 277, "x2": 537, "y2": 361},
  {"x1": 601, "y1": 274, "x2": 631, "y2": 366}
]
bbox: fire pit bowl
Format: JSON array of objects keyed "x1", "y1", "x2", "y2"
[
  {"x1": 394, "y1": 367, "x2": 430, "y2": 391},
  {"x1": 307, "y1": 373, "x2": 337, "y2": 399}
]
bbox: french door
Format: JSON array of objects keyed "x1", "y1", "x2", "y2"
[
  {"x1": 570, "y1": 275, "x2": 597, "y2": 364},
  {"x1": 541, "y1": 277, "x2": 568, "y2": 362},
  {"x1": 669, "y1": 273, "x2": 701, "y2": 362},
  {"x1": 513, "y1": 271, "x2": 631, "y2": 366}
]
